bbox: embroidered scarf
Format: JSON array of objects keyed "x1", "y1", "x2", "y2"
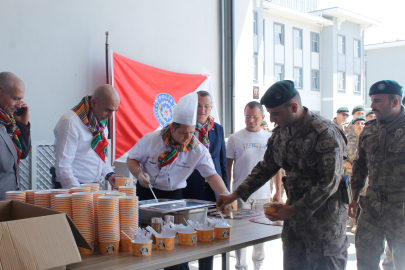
[
  {"x1": 195, "y1": 116, "x2": 215, "y2": 149},
  {"x1": 72, "y1": 95, "x2": 109, "y2": 162},
  {"x1": 158, "y1": 125, "x2": 200, "y2": 169},
  {"x1": 0, "y1": 109, "x2": 22, "y2": 163}
]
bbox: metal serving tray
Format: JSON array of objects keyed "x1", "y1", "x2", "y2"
[{"x1": 139, "y1": 199, "x2": 216, "y2": 225}]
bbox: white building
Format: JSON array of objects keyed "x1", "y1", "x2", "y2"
[
  {"x1": 232, "y1": 1, "x2": 380, "y2": 132},
  {"x1": 365, "y1": 40, "x2": 405, "y2": 107}
]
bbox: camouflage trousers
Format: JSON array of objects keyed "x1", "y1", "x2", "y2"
[
  {"x1": 282, "y1": 197, "x2": 349, "y2": 270},
  {"x1": 356, "y1": 195, "x2": 405, "y2": 270}
]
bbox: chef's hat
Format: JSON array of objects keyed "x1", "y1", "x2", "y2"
[{"x1": 172, "y1": 92, "x2": 198, "y2": 126}]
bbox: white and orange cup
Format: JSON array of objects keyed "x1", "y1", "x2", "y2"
[
  {"x1": 263, "y1": 202, "x2": 283, "y2": 216},
  {"x1": 132, "y1": 241, "x2": 152, "y2": 257},
  {"x1": 34, "y1": 190, "x2": 51, "y2": 209},
  {"x1": 178, "y1": 232, "x2": 197, "y2": 246},
  {"x1": 98, "y1": 196, "x2": 120, "y2": 255},
  {"x1": 224, "y1": 201, "x2": 237, "y2": 212},
  {"x1": 115, "y1": 177, "x2": 132, "y2": 188},
  {"x1": 118, "y1": 186, "x2": 136, "y2": 196},
  {"x1": 71, "y1": 186, "x2": 91, "y2": 193},
  {"x1": 214, "y1": 226, "x2": 231, "y2": 240},
  {"x1": 25, "y1": 190, "x2": 37, "y2": 204},
  {"x1": 81, "y1": 183, "x2": 100, "y2": 192},
  {"x1": 6, "y1": 191, "x2": 26, "y2": 202},
  {"x1": 156, "y1": 237, "x2": 175, "y2": 251},
  {"x1": 196, "y1": 229, "x2": 214, "y2": 243}
]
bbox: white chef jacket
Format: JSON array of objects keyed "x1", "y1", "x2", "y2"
[
  {"x1": 128, "y1": 130, "x2": 217, "y2": 191},
  {"x1": 54, "y1": 110, "x2": 114, "y2": 189}
]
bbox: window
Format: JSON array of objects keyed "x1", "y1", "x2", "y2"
[
  {"x1": 274, "y1": 23, "x2": 284, "y2": 45},
  {"x1": 253, "y1": 12, "x2": 258, "y2": 54},
  {"x1": 338, "y1": 36, "x2": 345, "y2": 54},
  {"x1": 354, "y1": 74, "x2": 361, "y2": 93},
  {"x1": 311, "y1": 33, "x2": 319, "y2": 52},
  {"x1": 275, "y1": 64, "x2": 284, "y2": 82},
  {"x1": 311, "y1": 70, "x2": 319, "y2": 90},
  {"x1": 338, "y1": 72, "x2": 346, "y2": 90},
  {"x1": 293, "y1": 68, "x2": 302, "y2": 88},
  {"x1": 253, "y1": 57, "x2": 258, "y2": 81},
  {"x1": 293, "y1": 29, "x2": 302, "y2": 49},
  {"x1": 354, "y1": 40, "x2": 361, "y2": 58},
  {"x1": 253, "y1": 12, "x2": 258, "y2": 35}
]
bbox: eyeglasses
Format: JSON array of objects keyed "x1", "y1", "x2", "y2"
[
  {"x1": 197, "y1": 104, "x2": 212, "y2": 110},
  {"x1": 245, "y1": 116, "x2": 261, "y2": 120},
  {"x1": 353, "y1": 122, "x2": 365, "y2": 126},
  {"x1": 343, "y1": 114, "x2": 349, "y2": 117}
]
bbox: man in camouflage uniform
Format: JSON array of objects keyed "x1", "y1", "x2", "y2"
[
  {"x1": 332, "y1": 107, "x2": 350, "y2": 131},
  {"x1": 217, "y1": 80, "x2": 349, "y2": 270},
  {"x1": 366, "y1": 110, "x2": 376, "y2": 121},
  {"x1": 343, "y1": 105, "x2": 365, "y2": 135},
  {"x1": 349, "y1": 80, "x2": 405, "y2": 270}
]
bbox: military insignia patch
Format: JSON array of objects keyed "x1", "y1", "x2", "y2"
[
  {"x1": 322, "y1": 154, "x2": 335, "y2": 167},
  {"x1": 319, "y1": 139, "x2": 335, "y2": 150},
  {"x1": 153, "y1": 93, "x2": 176, "y2": 128},
  {"x1": 395, "y1": 128, "x2": 404, "y2": 139},
  {"x1": 303, "y1": 138, "x2": 312, "y2": 154},
  {"x1": 275, "y1": 93, "x2": 282, "y2": 99},
  {"x1": 378, "y1": 83, "x2": 386, "y2": 90}
]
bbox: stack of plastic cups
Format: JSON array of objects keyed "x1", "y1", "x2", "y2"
[
  {"x1": 115, "y1": 177, "x2": 132, "y2": 188},
  {"x1": 71, "y1": 186, "x2": 91, "y2": 193},
  {"x1": 34, "y1": 190, "x2": 51, "y2": 208},
  {"x1": 81, "y1": 183, "x2": 100, "y2": 192},
  {"x1": 118, "y1": 186, "x2": 136, "y2": 196},
  {"x1": 98, "y1": 196, "x2": 120, "y2": 255},
  {"x1": 119, "y1": 196, "x2": 139, "y2": 252},
  {"x1": 54, "y1": 194, "x2": 73, "y2": 219},
  {"x1": 72, "y1": 192, "x2": 94, "y2": 255},
  {"x1": 5, "y1": 191, "x2": 26, "y2": 202},
  {"x1": 106, "y1": 192, "x2": 126, "y2": 197},
  {"x1": 25, "y1": 190, "x2": 37, "y2": 204},
  {"x1": 50, "y1": 189, "x2": 70, "y2": 210},
  {"x1": 92, "y1": 191, "x2": 106, "y2": 251}
]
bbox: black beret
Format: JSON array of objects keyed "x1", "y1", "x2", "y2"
[
  {"x1": 260, "y1": 121, "x2": 268, "y2": 126},
  {"x1": 352, "y1": 105, "x2": 365, "y2": 115},
  {"x1": 352, "y1": 116, "x2": 366, "y2": 125},
  {"x1": 369, "y1": 80, "x2": 403, "y2": 97},
  {"x1": 336, "y1": 107, "x2": 349, "y2": 113},
  {"x1": 366, "y1": 110, "x2": 374, "y2": 117},
  {"x1": 260, "y1": 80, "x2": 298, "y2": 108}
]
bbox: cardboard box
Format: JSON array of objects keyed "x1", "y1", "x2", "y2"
[{"x1": 0, "y1": 200, "x2": 92, "y2": 270}]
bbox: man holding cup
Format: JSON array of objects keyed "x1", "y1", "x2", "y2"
[
  {"x1": 217, "y1": 80, "x2": 349, "y2": 269},
  {"x1": 0, "y1": 72, "x2": 31, "y2": 200},
  {"x1": 348, "y1": 80, "x2": 405, "y2": 269}
]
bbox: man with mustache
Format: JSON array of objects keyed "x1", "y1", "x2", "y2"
[
  {"x1": 0, "y1": 72, "x2": 31, "y2": 200},
  {"x1": 349, "y1": 80, "x2": 405, "y2": 270}
]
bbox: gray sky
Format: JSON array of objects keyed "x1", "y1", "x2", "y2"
[{"x1": 318, "y1": 0, "x2": 405, "y2": 44}]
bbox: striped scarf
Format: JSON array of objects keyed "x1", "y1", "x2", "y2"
[
  {"x1": 158, "y1": 125, "x2": 200, "y2": 169},
  {"x1": 0, "y1": 109, "x2": 22, "y2": 163},
  {"x1": 196, "y1": 116, "x2": 214, "y2": 149},
  {"x1": 72, "y1": 95, "x2": 109, "y2": 162}
]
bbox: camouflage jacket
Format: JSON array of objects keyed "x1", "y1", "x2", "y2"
[
  {"x1": 342, "y1": 122, "x2": 354, "y2": 135},
  {"x1": 235, "y1": 108, "x2": 347, "y2": 221},
  {"x1": 346, "y1": 132, "x2": 359, "y2": 164},
  {"x1": 351, "y1": 118, "x2": 405, "y2": 200},
  {"x1": 332, "y1": 117, "x2": 343, "y2": 131}
]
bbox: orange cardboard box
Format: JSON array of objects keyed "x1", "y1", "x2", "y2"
[{"x1": 0, "y1": 200, "x2": 92, "y2": 270}]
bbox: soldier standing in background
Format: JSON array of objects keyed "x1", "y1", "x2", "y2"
[
  {"x1": 217, "y1": 80, "x2": 349, "y2": 270},
  {"x1": 343, "y1": 105, "x2": 365, "y2": 135},
  {"x1": 332, "y1": 107, "x2": 350, "y2": 130},
  {"x1": 349, "y1": 80, "x2": 405, "y2": 270},
  {"x1": 365, "y1": 110, "x2": 376, "y2": 121}
]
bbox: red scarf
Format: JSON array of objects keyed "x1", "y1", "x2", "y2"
[
  {"x1": 0, "y1": 109, "x2": 22, "y2": 163},
  {"x1": 195, "y1": 116, "x2": 214, "y2": 149}
]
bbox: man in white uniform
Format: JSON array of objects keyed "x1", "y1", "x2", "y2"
[
  {"x1": 227, "y1": 101, "x2": 281, "y2": 270},
  {"x1": 54, "y1": 85, "x2": 120, "y2": 189}
]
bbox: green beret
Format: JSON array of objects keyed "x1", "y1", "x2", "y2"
[
  {"x1": 336, "y1": 107, "x2": 349, "y2": 113},
  {"x1": 366, "y1": 110, "x2": 374, "y2": 117},
  {"x1": 352, "y1": 105, "x2": 365, "y2": 115},
  {"x1": 260, "y1": 80, "x2": 298, "y2": 108},
  {"x1": 260, "y1": 121, "x2": 268, "y2": 126},
  {"x1": 352, "y1": 116, "x2": 366, "y2": 125},
  {"x1": 369, "y1": 80, "x2": 403, "y2": 97}
]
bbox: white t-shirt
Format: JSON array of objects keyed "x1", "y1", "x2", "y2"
[
  {"x1": 54, "y1": 110, "x2": 114, "y2": 189},
  {"x1": 128, "y1": 130, "x2": 217, "y2": 191},
  {"x1": 226, "y1": 129, "x2": 272, "y2": 200}
]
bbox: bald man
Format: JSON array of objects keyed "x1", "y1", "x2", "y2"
[
  {"x1": 0, "y1": 72, "x2": 31, "y2": 200},
  {"x1": 54, "y1": 85, "x2": 120, "y2": 189}
]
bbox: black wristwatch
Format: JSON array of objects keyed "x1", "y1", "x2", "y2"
[{"x1": 105, "y1": 172, "x2": 115, "y2": 181}]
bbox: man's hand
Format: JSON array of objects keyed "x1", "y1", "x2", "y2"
[
  {"x1": 138, "y1": 172, "x2": 150, "y2": 188},
  {"x1": 348, "y1": 199, "x2": 358, "y2": 218},
  {"x1": 108, "y1": 174, "x2": 123, "y2": 189},
  {"x1": 344, "y1": 161, "x2": 353, "y2": 169},
  {"x1": 272, "y1": 192, "x2": 282, "y2": 202},
  {"x1": 14, "y1": 101, "x2": 29, "y2": 126},
  {"x1": 265, "y1": 204, "x2": 296, "y2": 221},
  {"x1": 216, "y1": 192, "x2": 239, "y2": 211}
]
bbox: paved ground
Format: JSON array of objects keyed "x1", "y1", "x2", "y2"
[{"x1": 189, "y1": 228, "x2": 386, "y2": 270}]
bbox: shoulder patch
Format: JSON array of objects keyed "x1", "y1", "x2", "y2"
[
  {"x1": 311, "y1": 118, "x2": 328, "y2": 134},
  {"x1": 365, "y1": 118, "x2": 377, "y2": 126}
]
